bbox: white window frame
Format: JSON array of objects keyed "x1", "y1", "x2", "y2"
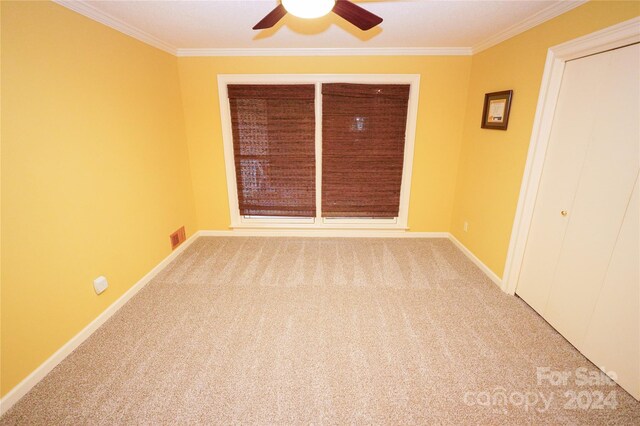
[{"x1": 217, "y1": 74, "x2": 420, "y2": 230}]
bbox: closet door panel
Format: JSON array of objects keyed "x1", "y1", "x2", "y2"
[
  {"x1": 515, "y1": 50, "x2": 607, "y2": 313},
  {"x1": 544, "y1": 44, "x2": 640, "y2": 347},
  {"x1": 581, "y1": 175, "x2": 639, "y2": 400}
]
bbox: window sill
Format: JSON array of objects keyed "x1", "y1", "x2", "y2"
[{"x1": 233, "y1": 216, "x2": 407, "y2": 230}]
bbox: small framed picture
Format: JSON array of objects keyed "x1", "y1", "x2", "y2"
[{"x1": 481, "y1": 90, "x2": 513, "y2": 130}]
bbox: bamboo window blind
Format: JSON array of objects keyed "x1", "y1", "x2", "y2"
[
  {"x1": 321, "y1": 83, "x2": 410, "y2": 218},
  {"x1": 228, "y1": 84, "x2": 316, "y2": 217}
]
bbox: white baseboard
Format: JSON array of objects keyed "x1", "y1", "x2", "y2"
[
  {"x1": 199, "y1": 229, "x2": 450, "y2": 238},
  {"x1": 0, "y1": 229, "x2": 501, "y2": 415},
  {"x1": 0, "y1": 232, "x2": 200, "y2": 416},
  {"x1": 447, "y1": 234, "x2": 502, "y2": 288},
  {"x1": 199, "y1": 229, "x2": 502, "y2": 287}
]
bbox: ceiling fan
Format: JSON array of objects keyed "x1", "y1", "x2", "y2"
[{"x1": 253, "y1": 0, "x2": 383, "y2": 31}]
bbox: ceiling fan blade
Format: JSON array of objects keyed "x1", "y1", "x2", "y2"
[
  {"x1": 253, "y1": 4, "x2": 287, "y2": 30},
  {"x1": 332, "y1": 0, "x2": 383, "y2": 31}
]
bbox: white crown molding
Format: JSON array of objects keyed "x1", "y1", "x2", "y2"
[
  {"x1": 52, "y1": 0, "x2": 586, "y2": 58},
  {"x1": 471, "y1": 0, "x2": 588, "y2": 54},
  {"x1": 176, "y1": 47, "x2": 472, "y2": 57},
  {"x1": 53, "y1": 0, "x2": 470, "y2": 57},
  {"x1": 53, "y1": 0, "x2": 177, "y2": 55}
]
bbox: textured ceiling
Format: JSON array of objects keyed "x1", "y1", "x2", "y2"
[{"x1": 57, "y1": 0, "x2": 586, "y2": 54}]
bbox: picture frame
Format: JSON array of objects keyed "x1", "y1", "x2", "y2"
[{"x1": 481, "y1": 90, "x2": 513, "y2": 130}]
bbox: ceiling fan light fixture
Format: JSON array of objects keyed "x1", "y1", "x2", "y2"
[{"x1": 281, "y1": 0, "x2": 336, "y2": 19}]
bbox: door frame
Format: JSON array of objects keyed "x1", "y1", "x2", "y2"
[{"x1": 501, "y1": 17, "x2": 640, "y2": 295}]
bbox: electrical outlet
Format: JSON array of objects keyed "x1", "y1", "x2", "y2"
[
  {"x1": 93, "y1": 276, "x2": 108, "y2": 295},
  {"x1": 463, "y1": 221, "x2": 469, "y2": 232}
]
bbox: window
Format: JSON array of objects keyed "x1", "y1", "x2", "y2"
[
  {"x1": 228, "y1": 84, "x2": 316, "y2": 217},
  {"x1": 218, "y1": 75, "x2": 420, "y2": 230},
  {"x1": 322, "y1": 83, "x2": 410, "y2": 218}
]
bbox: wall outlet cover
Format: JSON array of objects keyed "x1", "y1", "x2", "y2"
[{"x1": 93, "y1": 276, "x2": 108, "y2": 295}]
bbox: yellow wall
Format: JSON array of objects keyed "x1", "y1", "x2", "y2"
[
  {"x1": 450, "y1": 1, "x2": 640, "y2": 278},
  {"x1": 2, "y1": 0, "x2": 639, "y2": 403},
  {"x1": 177, "y1": 56, "x2": 472, "y2": 232},
  {"x1": 1, "y1": 1, "x2": 196, "y2": 395}
]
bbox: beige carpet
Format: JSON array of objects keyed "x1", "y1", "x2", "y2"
[{"x1": 2, "y1": 237, "x2": 639, "y2": 424}]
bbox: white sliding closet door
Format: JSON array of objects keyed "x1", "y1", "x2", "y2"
[
  {"x1": 516, "y1": 43, "x2": 640, "y2": 399},
  {"x1": 581, "y1": 175, "x2": 639, "y2": 400}
]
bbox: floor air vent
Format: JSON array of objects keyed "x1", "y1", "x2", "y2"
[{"x1": 170, "y1": 226, "x2": 186, "y2": 250}]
